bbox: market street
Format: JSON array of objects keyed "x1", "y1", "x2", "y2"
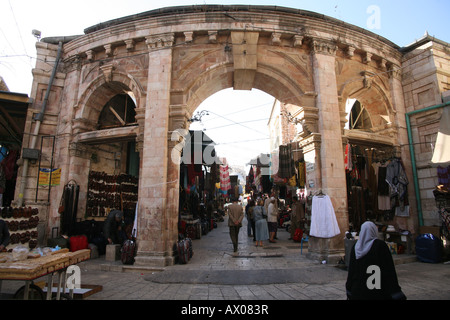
[
  {"x1": 73, "y1": 216, "x2": 450, "y2": 300},
  {"x1": 1, "y1": 215, "x2": 449, "y2": 301}
]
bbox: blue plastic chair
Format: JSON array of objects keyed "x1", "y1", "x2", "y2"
[{"x1": 301, "y1": 235, "x2": 309, "y2": 255}]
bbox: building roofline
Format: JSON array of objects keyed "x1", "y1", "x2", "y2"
[
  {"x1": 82, "y1": 5, "x2": 400, "y2": 49},
  {"x1": 0, "y1": 91, "x2": 31, "y2": 104},
  {"x1": 400, "y1": 33, "x2": 450, "y2": 53}
]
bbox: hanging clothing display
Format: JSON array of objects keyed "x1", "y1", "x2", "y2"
[
  {"x1": 132, "y1": 201, "x2": 138, "y2": 239},
  {"x1": 219, "y1": 165, "x2": 231, "y2": 192},
  {"x1": 310, "y1": 194, "x2": 341, "y2": 238},
  {"x1": 431, "y1": 106, "x2": 450, "y2": 166},
  {"x1": 372, "y1": 162, "x2": 390, "y2": 211},
  {"x1": 437, "y1": 165, "x2": 450, "y2": 188},
  {"x1": 278, "y1": 144, "x2": 295, "y2": 178},
  {"x1": 246, "y1": 166, "x2": 255, "y2": 193},
  {"x1": 345, "y1": 143, "x2": 412, "y2": 231},
  {"x1": 344, "y1": 143, "x2": 353, "y2": 171},
  {"x1": 254, "y1": 166, "x2": 262, "y2": 192},
  {"x1": 60, "y1": 182, "x2": 80, "y2": 236},
  {"x1": 298, "y1": 161, "x2": 305, "y2": 188},
  {"x1": 386, "y1": 158, "x2": 408, "y2": 200}
]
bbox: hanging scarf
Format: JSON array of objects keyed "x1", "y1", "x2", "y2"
[{"x1": 220, "y1": 165, "x2": 231, "y2": 191}]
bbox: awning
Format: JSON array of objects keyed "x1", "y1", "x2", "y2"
[{"x1": 431, "y1": 106, "x2": 450, "y2": 167}]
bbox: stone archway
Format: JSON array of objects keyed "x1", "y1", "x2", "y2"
[{"x1": 26, "y1": 5, "x2": 408, "y2": 266}]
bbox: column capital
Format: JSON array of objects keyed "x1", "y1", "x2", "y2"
[
  {"x1": 311, "y1": 39, "x2": 337, "y2": 56},
  {"x1": 299, "y1": 132, "x2": 322, "y2": 153},
  {"x1": 387, "y1": 63, "x2": 402, "y2": 80},
  {"x1": 146, "y1": 33, "x2": 175, "y2": 50}
]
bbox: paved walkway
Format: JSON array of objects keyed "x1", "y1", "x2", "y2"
[
  {"x1": 1, "y1": 215, "x2": 449, "y2": 303},
  {"x1": 79, "y1": 215, "x2": 450, "y2": 301}
]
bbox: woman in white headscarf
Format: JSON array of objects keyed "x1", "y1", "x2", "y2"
[{"x1": 346, "y1": 221, "x2": 406, "y2": 300}]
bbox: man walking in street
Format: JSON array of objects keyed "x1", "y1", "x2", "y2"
[{"x1": 227, "y1": 197, "x2": 244, "y2": 252}]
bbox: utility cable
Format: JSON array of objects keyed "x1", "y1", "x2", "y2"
[{"x1": 7, "y1": 0, "x2": 32, "y2": 68}]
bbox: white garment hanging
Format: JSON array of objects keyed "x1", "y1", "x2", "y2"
[
  {"x1": 310, "y1": 195, "x2": 341, "y2": 238},
  {"x1": 132, "y1": 201, "x2": 138, "y2": 239}
]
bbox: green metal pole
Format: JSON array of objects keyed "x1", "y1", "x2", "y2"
[{"x1": 405, "y1": 101, "x2": 450, "y2": 227}]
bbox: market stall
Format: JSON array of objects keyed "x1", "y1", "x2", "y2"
[{"x1": 0, "y1": 248, "x2": 90, "y2": 299}]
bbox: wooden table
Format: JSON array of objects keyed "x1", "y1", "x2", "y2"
[{"x1": 0, "y1": 249, "x2": 90, "y2": 300}]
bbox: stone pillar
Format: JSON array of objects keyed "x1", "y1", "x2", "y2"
[
  {"x1": 134, "y1": 33, "x2": 175, "y2": 267},
  {"x1": 306, "y1": 39, "x2": 348, "y2": 262}
]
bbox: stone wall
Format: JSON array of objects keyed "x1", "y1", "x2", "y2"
[{"x1": 402, "y1": 38, "x2": 450, "y2": 226}]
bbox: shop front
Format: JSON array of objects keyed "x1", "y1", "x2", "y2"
[
  {"x1": 57, "y1": 93, "x2": 140, "y2": 255},
  {"x1": 344, "y1": 141, "x2": 413, "y2": 254}
]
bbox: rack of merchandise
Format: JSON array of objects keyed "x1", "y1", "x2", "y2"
[
  {"x1": 1, "y1": 207, "x2": 39, "y2": 249},
  {"x1": 86, "y1": 171, "x2": 138, "y2": 217}
]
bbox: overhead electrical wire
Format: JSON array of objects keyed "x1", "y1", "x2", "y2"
[
  {"x1": 7, "y1": 0, "x2": 32, "y2": 68},
  {"x1": 201, "y1": 117, "x2": 269, "y2": 131}
]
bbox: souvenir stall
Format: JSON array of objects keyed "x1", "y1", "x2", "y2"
[
  {"x1": 274, "y1": 144, "x2": 307, "y2": 230},
  {"x1": 344, "y1": 143, "x2": 412, "y2": 254},
  {"x1": 433, "y1": 169, "x2": 450, "y2": 261},
  {"x1": 430, "y1": 106, "x2": 450, "y2": 260},
  {"x1": 178, "y1": 131, "x2": 220, "y2": 246}
]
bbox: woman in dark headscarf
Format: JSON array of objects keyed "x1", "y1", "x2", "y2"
[{"x1": 346, "y1": 221, "x2": 406, "y2": 300}]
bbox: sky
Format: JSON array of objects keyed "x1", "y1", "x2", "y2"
[{"x1": 1, "y1": 0, "x2": 449, "y2": 169}]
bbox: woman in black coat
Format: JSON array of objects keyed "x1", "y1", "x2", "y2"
[{"x1": 346, "y1": 221, "x2": 406, "y2": 300}]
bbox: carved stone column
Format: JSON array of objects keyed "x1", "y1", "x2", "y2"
[
  {"x1": 307, "y1": 39, "x2": 348, "y2": 263},
  {"x1": 134, "y1": 33, "x2": 176, "y2": 267}
]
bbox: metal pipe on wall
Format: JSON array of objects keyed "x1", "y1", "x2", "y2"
[
  {"x1": 405, "y1": 100, "x2": 450, "y2": 227},
  {"x1": 17, "y1": 42, "x2": 62, "y2": 207}
]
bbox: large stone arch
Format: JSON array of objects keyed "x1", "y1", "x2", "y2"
[
  {"x1": 179, "y1": 63, "x2": 310, "y2": 120},
  {"x1": 24, "y1": 5, "x2": 411, "y2": 266}
]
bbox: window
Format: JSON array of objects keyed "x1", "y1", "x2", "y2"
[
  {"x1": 345, "y1": 99, "x2": 372, "y2": 130},
  {"x1": 98, "y1": 94, "x2": 136, "y2": 129}
]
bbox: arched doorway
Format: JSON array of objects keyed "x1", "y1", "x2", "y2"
[{"x1": 179, "y1": 88, "x2": 275, "y2": 231}]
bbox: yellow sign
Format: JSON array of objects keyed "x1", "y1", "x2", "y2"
[{"x1": 38, "y1": 168, "x2": 61, "y2": 186}]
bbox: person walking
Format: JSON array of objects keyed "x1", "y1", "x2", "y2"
[
  {"x1": 245, "y1": 198, "x2": 255, "y2": 239},
  {"x1": 346, "y1": 221, "x2": 406, "y2": 300},
  {"x1": 227, "y1": 197, "x2": 244, "y2": 252},
  {"x1": 267, "y1": 197, "x2": 278, "y2": 243},
  {"x1": 253, "y1": 198, "x2": 269, "y2": 247}
]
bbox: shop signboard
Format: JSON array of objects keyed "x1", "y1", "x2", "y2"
[{"x1": 38, "y1": 168, "x2": 61, "y2": 186}]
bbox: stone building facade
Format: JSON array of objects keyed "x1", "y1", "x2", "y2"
[
  {"x1": 14, "y1": 6, "x2": 449, "y2": 266},
  {"x1": 401, "y1": 35, "x2": 450, "y2": 228}
]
